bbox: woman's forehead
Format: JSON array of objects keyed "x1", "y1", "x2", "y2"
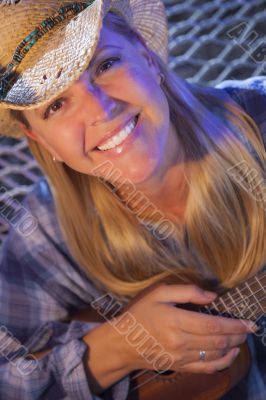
[{"x1": 97, "y1": 23, "x2": 129, "y2": 50}]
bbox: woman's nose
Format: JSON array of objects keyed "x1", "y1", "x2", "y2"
[{"x1": 79, "y1": 73, "x2": 119, "y2": 126}]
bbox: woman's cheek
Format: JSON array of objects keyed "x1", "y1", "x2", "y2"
[{"x1": 117, "y1": 67, "x2": 148, "y2": 97}]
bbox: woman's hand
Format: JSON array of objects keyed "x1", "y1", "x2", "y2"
[{"x1": 113, "y1": 284, "x2": 256, "y2": 375}]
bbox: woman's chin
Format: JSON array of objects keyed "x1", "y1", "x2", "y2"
[{"x1": 116, "y1": 159, "x2": 159, "y2": 186}]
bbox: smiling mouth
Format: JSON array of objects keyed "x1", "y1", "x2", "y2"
[{"x1": 93, "y1": 114, "x2": 140, "y2": 152}]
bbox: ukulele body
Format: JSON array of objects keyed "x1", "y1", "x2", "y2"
[
  {"x1": 124, "y1": 274, "x2": 252, "y2": 400},
  {"x1": 127, "y1": 341, "x2": 250, "y2": 400},
  {"x1": 66, "y1": 272, "x2": 260, "y2": 400}
]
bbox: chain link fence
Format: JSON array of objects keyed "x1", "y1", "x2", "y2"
[{"x1": 0, "y1": 0, "x2": 266, "y2": 247}]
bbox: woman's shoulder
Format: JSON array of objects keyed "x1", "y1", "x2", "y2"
[
  {"x1": 19, "y1": 176, "x2": 60, "y2": 238},
  {"x1": 215, "y1": 76, "x2": 266, "y2": 148},
  {"x1": 215, "y1": 75, "x2": 266, "y2": 93},
  {"x1": 0, "y1": 175, "x2": 100, "y2": 310},
  {"x1": 215, "y1": 76, "x2": 266, "y2": 115},
  {"x1": 0, "y1": 176, "x2": 65, "y2": 258},
  {"x1": 25, "y1": 175, "x2": 54, "y2": 208}
]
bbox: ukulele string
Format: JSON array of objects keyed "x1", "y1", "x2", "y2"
[
  {"x1": 207, "y1": 291, "x2": 264, "y2": 320},
  {"x1": 205, "y1": 290, "x2": 262, "y2": 317},
  {"x1": 221, "y1": 284, "x2": 266, "y2": 313},
  {"x1": 130, "y1": 369, "x2": 167, "y2": 393},
  {"x1": 131, "y1": 369, "x2": 150, "y2": 380},
  {"x1": 206, "y1": 277, "x2": 266, "y2": 319},
  {"x1": 223, "y1": 273, "x2": 266, "y2": 305}
]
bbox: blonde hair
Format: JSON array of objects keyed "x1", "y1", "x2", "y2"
[{"x1": 11, "y1": 11, "x2": 266, "y2": 302}]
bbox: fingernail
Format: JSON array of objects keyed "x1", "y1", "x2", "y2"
[
  {"x1": 204, "y1": 291, "x2": 217, "y2": 299},
  {"x1": 245, "y1": 321, "x2": 259, "y2": 332},
  {"x1": 252, "y1": 325, "x2": 259, "y2": 332},
  {"x1": 233, "y1": 348, "x2": 240, "y2": 357}
]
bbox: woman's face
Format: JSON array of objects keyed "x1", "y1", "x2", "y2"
[{"x1": 23, "y1": 21, "x2": 178, "y2": 186}]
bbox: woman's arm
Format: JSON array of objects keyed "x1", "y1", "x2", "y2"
[
  {"x1": 215, "y1": 75, "x2": 266, "y2": 150},
  {"x1": 0, "y1": 180, "x2": 130, "y2": 399},
  {"x1": 31, "y1": 320, "x2": 131, "y2": 396},
  {"x1": 82, "y1": 321, "x2": 131, "y2": 395}
]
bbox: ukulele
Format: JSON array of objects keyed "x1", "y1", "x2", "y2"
[{"x1": 65, "y1": 269, "x2": 266, "y2": 400}]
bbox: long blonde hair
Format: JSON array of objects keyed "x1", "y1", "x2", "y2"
[{"x1": 11, "y1": 11, "x2": 266, "y2": 301}]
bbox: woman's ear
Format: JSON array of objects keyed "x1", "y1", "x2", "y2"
[
  {"x1": 19, "y1": 122, "x2": 44, "y2": 145},
  {"x1": 19, "y1": 123, "x2": 39, "y2": 142},
  {"x1": 19, "y1": 122, "x2": 63, "y2": 162}
]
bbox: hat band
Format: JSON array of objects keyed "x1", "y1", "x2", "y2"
[{"x1": 0, "y1": 1, "x2": 95, "y2": 100}]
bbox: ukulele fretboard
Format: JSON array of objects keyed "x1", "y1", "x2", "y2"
[{"x1": 202, "y1": 269, "x2": 266, "y2": 321}]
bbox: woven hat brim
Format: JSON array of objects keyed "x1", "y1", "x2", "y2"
[
  {"x1": 0, "y1": 0, "x2": 168, "y2": 139},
  {"x1": 0, "y1": 0, "x2": 106, "y2": 109}
]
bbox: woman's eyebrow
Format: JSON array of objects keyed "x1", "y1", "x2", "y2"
[
  {"x1": 93, "y1": 44, "x2": 123, "y2": 58},
  {"x1": 33, "y1": 45, "x2": 123, "y2": 118},
  {"x1": 87, "y1": 44, "x2": 123, "y2": 71}
]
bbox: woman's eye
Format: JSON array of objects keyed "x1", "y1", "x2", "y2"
[
  {"x1": 96, "y1": 57, "x2": 120, "y2": 76},
  {"x1": 43, "y1": 98, "x2": 66, "y2": 120},
  {"x1": 42, "y1": 58, "x2": 120, "y2": 119}
]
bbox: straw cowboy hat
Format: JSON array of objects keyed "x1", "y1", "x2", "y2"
[{"x1": 0, "y1": 0, "x2": 168, "y2": 139}]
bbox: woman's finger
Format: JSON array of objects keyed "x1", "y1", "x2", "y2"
[
  {"x1": 173, "y1": 348, "x2": 229, "y2": 366},
  {"x1": 151, "y1": 284, "x2": 256, "y2": 335},
  {"x1": 177, "y1": 347, "x2": 240, "y2": 374},
  {"x1": 177, "y1": 332, "x2": 247, "y2": 351},
  {"x1": 175, "y1": 307, "x2": 256, "y2": 335},
  {"x1": 151, "y1": 283, "x2": 217, "y2": 305}
]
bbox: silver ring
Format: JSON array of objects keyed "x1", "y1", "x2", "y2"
[{"x1": 199, "y1": 350, "x2": 206, "y2": 361}]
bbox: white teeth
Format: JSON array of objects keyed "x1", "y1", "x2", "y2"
[{"x1": 97, "y1": 116, "x2": 138, "y2": 151}]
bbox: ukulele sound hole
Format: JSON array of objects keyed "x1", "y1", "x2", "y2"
[{"x1": 158, "y1": 370, "x2": 175, "y2": 376}]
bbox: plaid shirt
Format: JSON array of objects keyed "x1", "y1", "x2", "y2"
[{"x1": 0, "y1": 76, "x2": 265, "y2": 399}]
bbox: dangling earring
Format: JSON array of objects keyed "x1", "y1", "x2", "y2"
[{"x1": 52, "y1": 155, "x2": 57, "y2": 162}]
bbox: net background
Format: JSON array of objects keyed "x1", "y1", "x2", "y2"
[{"x1": 0, "y1": 0, "x2": 265, "y2": 247}]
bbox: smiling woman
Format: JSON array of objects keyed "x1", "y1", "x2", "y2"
[
  {"x1": 10, "y1": 9, "x2": 266, "y2": 292},
  {"x1": 1, "y1": 1, "x2": 266, "y2": 399}
]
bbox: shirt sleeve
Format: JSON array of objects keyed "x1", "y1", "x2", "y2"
[
  {"x1": 215, "y1": 75, "x2": 266, "y2": 149},
  {"x1": 0, "y1": 178, "x2": 130, "y2": 400},
  {"x1": 215, "y1": 77, "x2": 266, "y2": 399}
]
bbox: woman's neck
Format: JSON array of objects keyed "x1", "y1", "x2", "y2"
[{"x1": 117, "y1": 122, "x2": 190, "y2": 224}]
